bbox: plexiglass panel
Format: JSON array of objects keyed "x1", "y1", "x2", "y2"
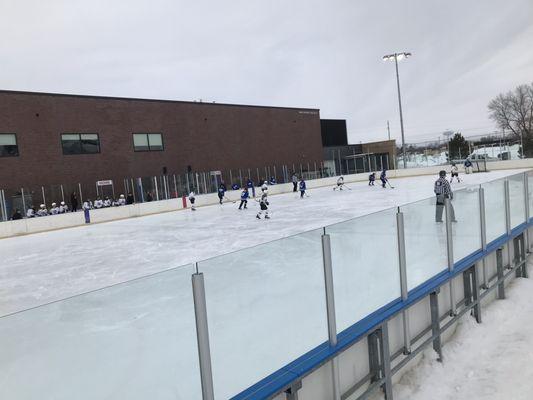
[
  {"x1": 326, "y1": 208, "x2": 400, "y2": 332},
  {"x1": 452, "y1": 187, "x2": 481, "y2": 263},
  {"x1": 0, "y1": 265, "x2": 201, "y2": 400},
  {"x1": 482, "y1": 178, "x2": 507, "y2": 243},
  {"x1": 508, "y1": 173, "x2": 526, "y2": 229},
  {"x1": 402, "y1": 197, "x2": 448, "y2": 290},
  {"x1": 199, "y1": 229, "x2": 328, "y2": 399}
]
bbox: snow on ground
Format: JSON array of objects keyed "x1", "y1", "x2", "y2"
[
  {"x1": 0, "y1": 169, "x2": 526, "y2": 316},
  {"x1": 385, "y1": 270, "x2": 533, "y2": 400}
]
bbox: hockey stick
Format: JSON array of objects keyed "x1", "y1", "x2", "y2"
[{"x1": 386, "y1": 180, "x2": 395, "y2": 189}]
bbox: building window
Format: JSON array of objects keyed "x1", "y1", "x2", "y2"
[
  {"x1": 61, "y1": 133, "x2": 100, "y2": 155},
  {"x1": 133, "y1": 133, "x2": 164, "y2": 151},
  {"x1": 0, "y1": 134, "x2": 19, "y2": 157}
]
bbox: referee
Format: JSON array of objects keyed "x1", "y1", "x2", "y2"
[{"x1": 434, "y1": 170, "x2": 457, "y2": 223}]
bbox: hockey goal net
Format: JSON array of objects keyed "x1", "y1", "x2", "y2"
[{"x1": 469, "y1": 159, "x2": 487, "y2": 173}]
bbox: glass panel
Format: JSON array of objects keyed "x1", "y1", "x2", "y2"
[
  {"x1": 452, "y1": 187, "x2": 481, "y2": 263},
  {"x1": 199, "y1": 229, "x2": 327, "y2": 399},
  {"x1": 482, "y1": 178, "x2": 506, "y2": 243},
  {"x1": 0, "y1": 133, "x2": 16, "y2": 145},
  {"x1": 148, "y1": 133, "x2": 163, "y2": 150},
  {"x1": 0, "y1": 265, "x2": 201, "y2": 400},
  {"x1": 133, "y1": 134, "x2": 149, "y2": 151},
  {"x1": 61, "y1": 134, "x2": 82, "y2": 155},
  {"x1": 508, "y1": 173, "x2": 526, "y2": 228},
  {"x1": 81, "y1": 134, "x2": 100, "y2": 154},
  {"x1": 402, "y1": 197, "x2": 448, "y2": 290},
  {"x1": 326, "y1": 208, "x2": 400, "y2": 332}
]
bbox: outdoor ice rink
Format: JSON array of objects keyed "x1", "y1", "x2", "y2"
[
  {"x1": 0, "y1": 169, "x2": 524, "y2": 317},
  {"x1": 0, "y1": 168, "x2": 529, "y2": 400}
]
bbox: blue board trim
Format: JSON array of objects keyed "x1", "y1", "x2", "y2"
[{"x1": 232, "y1": 219, "x2": 532, "y2": 400}]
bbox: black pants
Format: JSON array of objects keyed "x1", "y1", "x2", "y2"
[
  {"x1": 435, "y1": 194, "x2": 456, "y2": 222},
  {"x1": 293, "y1": 182, "x2": 297, "y2": 192},
  {"x1": 239, "y1": 200, "x2": 247, "y2": 209},
  {"x1": 218, "y1": 194, "x2": 223, "y2": 204}
]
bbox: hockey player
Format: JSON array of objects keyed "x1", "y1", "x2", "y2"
[
  {"x1": 59, "y1": 201, "x2": 69, "y2": 213},
  {"x1": 369, "y1": 172, "x2": 376, "y2": 186},
  {"x1": 292, "y1": 173, "x2": 298, "y2": 192},
  {"x1": 217, "y1": 183, "x2": 226, "y2": 205},
  {"x1": 50, "y1": 202, "x2": 60, "y2": 215},
  {"x1": 261, "y1": 181, "x2": 268, "y2": 193},
  {"x1": 26, "y1": 206, "x2": 36, "y2": 218},
  {"x1": 269, "y1": 176, "x2": 277, "y2": 185},
  {"x1": 256, "y1": 190, "x2": 270, "y2": 219},
  {"x1": 188, "y1": 191, "x2": 196, "y2": 211},
  {"x1": 103, "y1": 197, "x2": 112, "y2": 207},
  {"x1": 380, "y1": 170, "x2": 388, "y2": 188},
  {"x1": 334, "y1": 176, "x2": 345, "y2": 190},
  {"x1": 94, "y1": 197, "x2": 104, "y2": 209},
  {"x1": 450, "y1": 163, "x2": 461, "y2": 183},
  {"x1": 299, "y1": 178, "x2": 307, "y2": 198},
  {"x1": 238, "y1": 187, "x2": 249, "y2": 209},
  {"x1": 434, "y1": 170, "x2": 457, "y2": 223},
  {"x1": 464, "y1": 158, "x2": 473, "y2": 174},
  {"x1": 37, "y1": 204, "x2": 48, "y2": 217},
  {"x1": 118, "y1": 194, "x2": 126, "y2": 206},
  {"x1": 82, "y1": 199, "x2": 91, "y2": 223}
]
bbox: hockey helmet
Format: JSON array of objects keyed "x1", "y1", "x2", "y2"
[{"x1": 439, "y1": 170, "x2": 446, "y2": 177}]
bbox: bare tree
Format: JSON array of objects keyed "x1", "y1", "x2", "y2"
[{"x1": 488, "y1": 83, "x2": 533, "y2": 156}]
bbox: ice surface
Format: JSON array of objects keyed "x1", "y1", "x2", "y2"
[{"x1": 0, "y1": 169, "x2": 527, "y2": 317}]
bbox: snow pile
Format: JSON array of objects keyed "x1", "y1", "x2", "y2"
[{"x1": 390, "y1": 268, "x2": 533, "y2": 400}]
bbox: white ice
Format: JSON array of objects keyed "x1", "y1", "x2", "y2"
[
  {"x1": 0, "y1": 169, "x2": 528, "y2": 400},
  {"x1": 0, "y1": 169, "x2": 524, "y2": 317}
]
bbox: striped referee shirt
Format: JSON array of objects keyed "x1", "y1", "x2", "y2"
[{"x1": 434, "y1": 177, "x2": 452, "y2": 196}]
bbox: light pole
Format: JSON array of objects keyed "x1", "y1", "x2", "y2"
[{"x1": 383, "y1": 52, "x2": 411, "y2": 169}]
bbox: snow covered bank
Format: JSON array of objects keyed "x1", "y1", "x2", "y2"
[{"x1": 386, "y1": 267, "x2": 533, "y2": 400}]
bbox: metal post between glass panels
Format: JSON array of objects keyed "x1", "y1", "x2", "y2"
[
  {"x1": 60, "y1": 185, "x2": 65, "y2": 203},
  {"x1": 523, "y1": 172, "x2": 530, "y2": 252},
  {"x1": 321, "y1": 233, "x2": 341, "y2": 400},
  {"x1": 192, "y1": 271, "x2": 215, "y2": 400},
  {"x1": 41, "y1": 186, "x2": 46, "y2": 207},
  {"x1": 396, "y1": 210, "x2": 411, "y2": 354},
  {"x1": 479, "y1": 187, "x2": 488, "y2": 288},
  {"x1": 78, "y1": 183, "x2": 83, "y2": 204},
  {"x1": 504, "y1": 180, "x2": 512, "y2": 267},
  {"x1": 444, "y1": 198, "x2": 456, "y2": 315}
]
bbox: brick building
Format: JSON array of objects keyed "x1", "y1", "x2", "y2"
[{"x1": 0, "y1": 90, "x2": 323, "y2": 210}]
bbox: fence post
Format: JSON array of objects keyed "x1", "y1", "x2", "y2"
[
  {"x1": 479, "y1": 187, "x2": 488, "y2": 288},
  {"x1": 154, "y1": 176, "x2": 159, "y2": 200},
  {"x1": 496, "y1": 247, "x2": 505, "y2": 299},
  {"x1": 396, "y1": 209, "x2": 411, "y2": 354},
  {"x1": 504, "y1": 179, "x2": 512, "y2": 268},
  {"x1": 21, "y1": 188, "x2": 26, "y2": 215},
  {"x1": 430, "y1": 290, "x2": 443, "y2": 361},
  {"x1": 524, "y1": 172, "x2": 530, "y2": 252},
  {"x1": 192, "y1": 270, "x2": 215, "y2": 400},
  {"x1": 444, "y1": 198, "x2": 456, "y2": 315},
  {"x1": 321, "y1": 232, "x2": 341, "y2": 400}
]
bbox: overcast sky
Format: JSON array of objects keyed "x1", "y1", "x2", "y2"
[{"x1": 1, "y1": 0, "x2": 532, "y2": 143}]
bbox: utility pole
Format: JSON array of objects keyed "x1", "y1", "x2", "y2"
[{"x1": 387, "y1": 120, "x2": 391, "y2": 141}]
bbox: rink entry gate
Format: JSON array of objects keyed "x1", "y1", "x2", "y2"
[{"x1": 189, "y1": 172, "x2": 533, "y2": 400}]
